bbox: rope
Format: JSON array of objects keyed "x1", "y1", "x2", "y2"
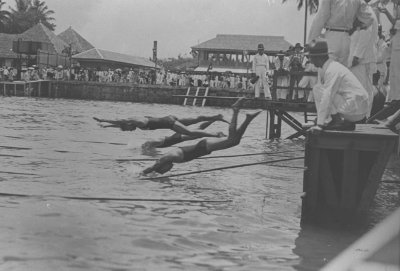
[
  {"x1": 142, "y1": 156, "x2": 304, "y2": 180},
  {"x1": 0, "y1": 192, "x2": 231, "y2": 203},
  {"x1": 114, "y1": 149, "x2": 304, "y2": 162},
  {"x1": 0, "y1": 170, "x2": 38, "y2": 176}
]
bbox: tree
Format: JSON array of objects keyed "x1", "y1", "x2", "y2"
[
  {"x1": 30, "y1": 0, "x2": 55, "y2": 30},
  {"x1": 0, "y1": 0, "x2": 10, "y2": 33},
  {"x1": 7, "y1": 0, "x2": 56, "y2": 33}
]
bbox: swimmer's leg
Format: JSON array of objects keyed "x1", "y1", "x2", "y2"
[
  {"x1": 172, "y1": 122, "x2": 224, "y2": 138},
  {"x1": 233, "y1": 111, "x2": 262, "y2": 140},
  {"x1": 228, "y1": 97, "x2": 246, "y2": 136},
  {"x1": 177, "y1": 114, "x2": 229, "y2": 126}
]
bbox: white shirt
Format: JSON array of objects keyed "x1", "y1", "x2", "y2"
[
  {"x1": 317, "y1": 59, "x2": 368, "y2": 125},
  {"x1": 252, "y1": 53, "x2": 269, "y2": 72},
  {"x1": 274, "y1": 56, "x2": 290, "y2": 71},
  {"x1": 308, "y1": 0, "x2": 373, "y2": 43}
]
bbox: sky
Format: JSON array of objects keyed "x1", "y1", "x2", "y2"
[{"x1": 1, "y1": 0, "x2": 391, "y2": 59}]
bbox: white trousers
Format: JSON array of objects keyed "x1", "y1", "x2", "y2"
[
  {"x1": 313, "y1": 85, "x2": 367, "y2": 125},
  {"x1": 325, "y1": 31, "x2": 351, "y2": 66},
  {"x1": 276, "y1": 75, "x2": 289, "y2": 99},
  {"x1": 255, "y1": 68, "x2": 271, "y2": 98},
  {"x1": 350, "y1": 64, "x2": 375, "y2": 118}
]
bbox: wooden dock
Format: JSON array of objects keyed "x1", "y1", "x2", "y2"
[{"x1": 301, "y1": 124, "x2": 398, "y2": 225}]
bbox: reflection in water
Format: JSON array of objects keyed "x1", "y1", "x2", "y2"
[{"x1": 0, "y1": 97, "x2": 398, "y2": 271}]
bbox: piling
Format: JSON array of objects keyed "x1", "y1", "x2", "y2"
[{"x1": 301, "y1": 124, "x2": 398, "y2": 225}]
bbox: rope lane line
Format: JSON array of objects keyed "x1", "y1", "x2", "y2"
[
  {"x1": 0, "y1": 170, "x2": 38, "y2": 176},
  {"x1": 142, "y1": 156, "x2": 305, "y2": 180},
  {"x1": 0, "y1": 192, "x2": 231, "y2": 203}
]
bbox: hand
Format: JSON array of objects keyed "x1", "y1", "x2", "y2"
[
  {"x1": 308, "y1": 125, "x2": 324, "y2": 135},
  {"x1": 351, "y1": 56, "x2": 360, "y2": 67}
]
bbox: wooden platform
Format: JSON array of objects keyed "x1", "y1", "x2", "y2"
[{"x1": 301, "y1": 124, "x2": 398, "y2": 225}]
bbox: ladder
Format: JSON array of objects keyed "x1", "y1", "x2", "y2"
[{"x1": 183, "y1": 87, "x2": 209, "y2": 107}]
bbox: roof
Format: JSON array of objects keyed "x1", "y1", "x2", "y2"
[
  {"x1": 0, "y1": 33, "x2": 18, "y2": 59},
  {"x1": 191, "y1": 34, "x2": 293, "y2": 53},
  {"x1": 72, "y1": 48, "x2": 156, "y2": 68},
  {"x1": 57, "y1": 27, "x2": 94, "y2": 53},
  {"x1": 18, "y1": 22, "x2": 69, "y2": 54}
]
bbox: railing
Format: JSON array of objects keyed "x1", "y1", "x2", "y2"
[{"x1": 0, "y1": 80, "x2": 52, "y2": 97}]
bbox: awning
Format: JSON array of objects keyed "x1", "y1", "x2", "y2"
[{"x1": 194, "y1": 67, "x2": 249, "y2": 74}]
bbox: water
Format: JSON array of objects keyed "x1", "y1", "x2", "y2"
[{"x1": 0, "y1": 96, "x2": 398, "y2": 271}]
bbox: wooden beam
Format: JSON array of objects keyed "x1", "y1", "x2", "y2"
[{"x1": 358, "y1": 141, "x2": 396, "y2": 212}]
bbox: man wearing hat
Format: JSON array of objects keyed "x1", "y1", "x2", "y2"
[
  {"x1": 251, "y1": 43, "x2": 272, "y2": 99},
  {"x1": 274, "y1": 50, "x2": 290, "y2": 100},
  {"x1": 289, "y1": 43, "x2": 306, "y2": 100},
  {"x1": 307, "y1": 40, "x2": 369, "y2": 132},
  {"x1": 307, "y1": 0, "x2": 373, "y2": 66}
]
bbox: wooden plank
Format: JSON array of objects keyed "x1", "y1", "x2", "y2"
[
  {"x1": 305, "y1": 146, "x2": 321, "y2": 216},
  {"x1": 280, "y1": 113, "x2": 305, "y2": 133},
  {"x1": 311, "y1": 137, "x2": 392, "y2": 151},
  {"x1": 268, "y1": 109, "x2": 276, "y2": 139},
  {"x1": 358, "y1": 141, "x2": 396, "y2": 212},
  {"x1": 341, "y1": 149, "x2": 359, "y2": 209},
  {"x1": 192, "y1": 87, "x2": 200, "y2": 106},
  {"x1": 202, "y1": 87, "x2": 209, "y2": 107},
  {"x1": 183, "y1": 87, "x2": 190, "y2": 105},
  {"x1": 320, "y1": 151, "x2": 339, "y2": 207}
]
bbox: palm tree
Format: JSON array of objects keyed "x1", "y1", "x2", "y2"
[
  {"x1": 281, "y1": 0, "x2": 319, "y2": 44},
  {"x1": 0, "y1": 0, "x2": 10, "y2": 33},
  {"x1": 7, "y1": 0, "x2": 33, "y2": 33},
  {"x1": 30, "y1": 0, "x2": 55, "y2": 30},
  {"x1": 7, "y1": 0, "x2": 55, "y2": 33}
]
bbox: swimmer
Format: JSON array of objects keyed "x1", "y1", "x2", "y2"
[
  {"x1": 93, "y1": 114, "x2": 229, "y2": 138},
  {"x1": 142, "y1": 119, "x2": 221, "y2": 149},
  {"x1": 142, "y1": 97, "x2": 261, "y2": 175}
]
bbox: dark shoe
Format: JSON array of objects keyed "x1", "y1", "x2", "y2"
[{"x1": 325, "y1": 120, "x2": 356, "y2": 131}]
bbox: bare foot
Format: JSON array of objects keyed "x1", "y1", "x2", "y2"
[
  {"x1": 246, "y1": 110, "x2": 262, "y2": 120},
  {"x1": 215, "y1": 114, "x2": 230, "y2": 124},
  {"x1": 232, "y1": 97, "x2": 246, "y2": 109},
  {"x1": 216, "y1": 131, "x2": 227, "y2": 137}
]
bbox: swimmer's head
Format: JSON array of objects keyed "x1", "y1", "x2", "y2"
[{"x1": 154, "y1": 162, "x2": 174, "y2": 174}]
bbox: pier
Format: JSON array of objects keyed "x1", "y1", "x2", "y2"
[{"x1": 301, "y1": 124, "x2": 398, "y2": 225}]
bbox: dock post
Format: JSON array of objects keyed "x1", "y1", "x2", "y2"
[
  {"x1": 301, "y1": 125, "x2": 398, "y2": 225},
  {"x1": 14, "y1": 84, "x2": 16, "y2": 96},
  {"x1": 38, "y1": 81, "x2": 41, "y2": 97}
]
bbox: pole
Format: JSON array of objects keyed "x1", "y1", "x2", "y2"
[{"x1": 304, "y1": 0, "x2": 308, "y2": 45}]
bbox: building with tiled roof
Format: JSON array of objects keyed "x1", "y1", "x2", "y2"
[
  {"x1": 191, "y1": 34, "x2": 292, "y2": 74},
  {"x1": 0, "y1": 22, "x2": 71, "y2": 68},
  {"x1": 72, "y1": 48, "x2": 157, "y2": 70},
  {"x1": 57, "y1": 27, "x2": 94, "y2": 54},
  {"x1": 18, "y1": 22, "x2": 69, "y2": 54}
]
